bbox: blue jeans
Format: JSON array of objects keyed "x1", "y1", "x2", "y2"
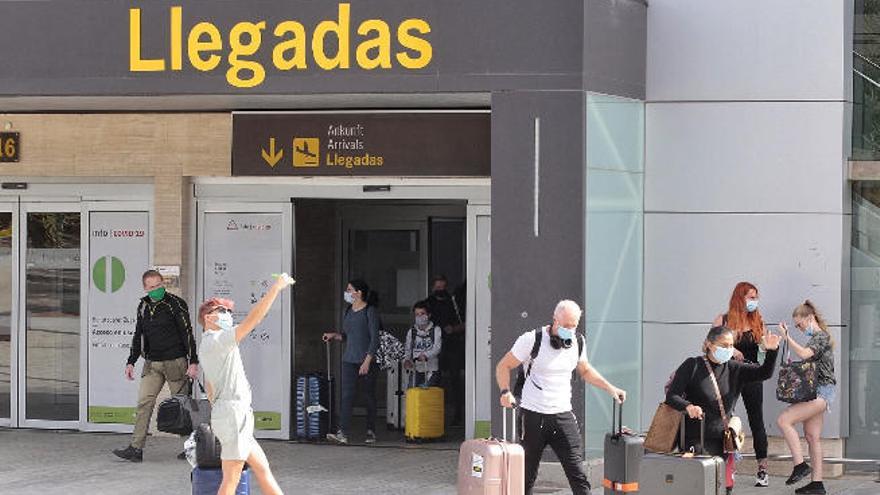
[{"x1": 339, "y1": 361, "x2": 378, "y2": 434}]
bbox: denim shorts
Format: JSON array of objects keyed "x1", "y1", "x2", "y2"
[{"x1": 817, "y1": 384, "x2": 836, "y2": 412}]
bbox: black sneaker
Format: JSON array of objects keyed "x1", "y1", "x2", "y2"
[
  {"x1": 785, "y1": 462, "x2": 812, "y2": 486},
  {"x1": 112, "y1": 445, "x2": 143, "y2": 463},
  {"x1": 794, "y1": 481, "x2": 826, "y2": 494}
]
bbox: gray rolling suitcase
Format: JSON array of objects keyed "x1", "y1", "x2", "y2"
[
  {"x1": 603, "y1": 400, "x2": 644, "y2": 493},
  {"x1": 639, "y1": 415, "x2": 725, "y2": 495}
]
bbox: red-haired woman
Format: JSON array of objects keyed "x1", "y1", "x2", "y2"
[{"x1": 713, "y1": 281, "x2": 770, "y2": 488}]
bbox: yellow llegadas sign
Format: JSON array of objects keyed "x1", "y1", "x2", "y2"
[{"x1": 129, "y1": 4, "x2": 433, "y2": 89}]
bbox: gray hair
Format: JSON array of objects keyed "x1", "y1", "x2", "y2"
[{"x1": 554, "y1": 300, "x2": 583, "y2": 321}]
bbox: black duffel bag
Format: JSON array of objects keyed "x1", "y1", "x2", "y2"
[{"x1": 157, "y1": 380, "x2": 211, "y2": 436}]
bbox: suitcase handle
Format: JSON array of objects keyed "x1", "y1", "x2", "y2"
[
  {"x1": 611, "y1": 398, "x2": 624, "y2": 436},
  {"x1": 501, "y1": 405, "x2": 518, "y2": 443},
  {"x1": 326, "y1": 340, "x2": 334, "y2": 433},
  {"x1": 679, "y1": 413, "x2": 706, "y2": 454}
]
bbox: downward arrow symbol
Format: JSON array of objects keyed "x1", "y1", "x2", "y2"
[{"x1": 261, "y1": 138, "x2": 283, "y2": 167}]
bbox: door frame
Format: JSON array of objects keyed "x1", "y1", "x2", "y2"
[
  {"x1": 0, "y1": 200, "x2": 19, "y2": 428},
  {"x1": 196, "y1": 201, "x2": 294, "y2": 440},
  {"x1": 465, "y1": 203, "x2": 490, "y2": 440},
  {"x1": 17, "y1": 201, "x2": 84, "y2": 429}
]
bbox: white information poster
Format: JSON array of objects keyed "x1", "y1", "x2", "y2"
[
  {"x1": 204, "y1": 213, "x2": 284, "y2": 430},
  {"x1": 87, "y1": 211, "x2": 149, "y2": 424}
]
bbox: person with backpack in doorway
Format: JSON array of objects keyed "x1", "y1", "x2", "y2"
[
  {"x1": 322, "y1": 279, "x2": 381, "y2": 445},
  {"x1": 713, "y1": 281, "x2": 772, "y2": 487},
  {"x1": 403, "y1": 300, "x2": 443, "y2": 387},
  {"x1": 495, "y1": 300, "x2": 627, "y2": 495},
  {"x1": 113, "y1": 269, "x2": 200, "y2": 463}
]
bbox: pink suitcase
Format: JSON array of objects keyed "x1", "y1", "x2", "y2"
[{"x1": 456, "y1": 407, "x2": 525, "y2": 495}]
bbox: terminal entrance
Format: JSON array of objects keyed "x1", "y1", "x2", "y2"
[
  {"x1": 195, "y1": 179, "x2": 491, "y2": 445},
  {"x1": 294, "y1": 199, "x2": 467, "y2": 446}
]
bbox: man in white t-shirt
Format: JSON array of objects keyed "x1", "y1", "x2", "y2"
[{"x1": 495, "y1": 300, "x2": 626, "y2": 495}]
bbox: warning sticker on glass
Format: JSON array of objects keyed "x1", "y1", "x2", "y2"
[{"x1": 471, "y1": 453, "x2": 484, "y2": 478}]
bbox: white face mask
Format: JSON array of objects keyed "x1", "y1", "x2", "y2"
[
  {"x1": 216, "y1": 312, "x2": 234, "y2": 331},
  {"x1": 415, "y1": 314, "x2": 430, "y2": 328},
  {"x1": 343, "y1": 292, "x2": 354, "y2": 304}
]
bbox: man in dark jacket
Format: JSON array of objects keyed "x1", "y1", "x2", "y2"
[{"x1": 113, "y1": 270, "x2": 199, "y2": 462}]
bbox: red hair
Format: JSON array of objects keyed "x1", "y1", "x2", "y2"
[
  {"x1": 725, "y1": 282, "x2": 764, "y2": 341},
  {"x1": 198, "y1": 297, "x2": 234, "y2": 326}
]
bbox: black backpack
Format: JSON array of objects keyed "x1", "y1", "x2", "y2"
[
  {"x1": 512, "y1": 327, "x2": 585, "y2": 401},
  {"x1": 195, "y1": 423, "x2": 223, "y2": 468}
]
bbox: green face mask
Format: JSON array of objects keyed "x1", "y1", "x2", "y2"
[{"x1": 148, "y1": 287, "x2": 166, "y2": 301}]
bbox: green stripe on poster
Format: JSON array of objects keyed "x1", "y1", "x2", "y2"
[
  {"x1": 253, "y1": 411, "x2": 282, "y2": 430},
  {"x1": 89, "y1": 406, "x2": 137, "y2": 424}
]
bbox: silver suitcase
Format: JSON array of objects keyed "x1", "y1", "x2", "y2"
[
  {"x1": 386, "y1": 361, "x2": 407, "y2": 430},
  {"x1": 639, "y1": 415, "x2": 725, "y2": 495}
]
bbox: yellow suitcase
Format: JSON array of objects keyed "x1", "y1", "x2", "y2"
[{"x1": 404, "y1": 386, "x2": 445, "y2": 441}]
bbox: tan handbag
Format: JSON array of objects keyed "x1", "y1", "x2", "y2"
[
  {"x1": 644, "y1": 402, "x2": 682, "y2": 453},
  {"x1": 702, "y1": 357, "x2": 745, "y2": 452}
]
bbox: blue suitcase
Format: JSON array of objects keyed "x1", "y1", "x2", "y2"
[
  {"x1": 192, "y1": 466, "x2": 250, "y2": 495},
  {"x1": 295, "y1": 343, "x2": 335, "y2": 440}
]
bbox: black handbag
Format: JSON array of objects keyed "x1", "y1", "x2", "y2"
[{"x1": 776, "y1": 340, "x2": 817, "y2": 404}]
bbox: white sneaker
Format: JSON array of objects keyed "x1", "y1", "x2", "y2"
[
  {"x1": 365, "y1": 430, "x2": 377, "y2": 444},
  {"x1": 755, "y1": 470, "x2": 769, "y2": 487},
  {"x1": 326, "y1": 431, "x2": 348, "y2": 445}
]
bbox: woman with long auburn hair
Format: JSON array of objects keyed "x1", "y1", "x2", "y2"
[{"x1": 713, "y1": 281, "x2": 771, "y2": 488}]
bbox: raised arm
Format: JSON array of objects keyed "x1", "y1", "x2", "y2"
[
  {"x1": 236, "y1": 274, "x2": 295, "y2": 343},
  {"x1": 736, "y1": 331, "x2": 782, "y2": 382}
]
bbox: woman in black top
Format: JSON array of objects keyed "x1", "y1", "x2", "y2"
[
  {"x1": 667, "y1": 326, "x2": 781, "y2": 495},
  {"x1": 713, "y1": 281, "x2": 772, "y2": 487}
]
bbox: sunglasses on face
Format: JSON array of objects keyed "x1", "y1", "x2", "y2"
[{"x1": 211, "y1": 307, "x2": 232, "y2": 315}]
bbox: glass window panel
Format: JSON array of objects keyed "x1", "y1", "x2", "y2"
[
  {"x1": 587, "y1": 93, "x2": 645, "y2": 172},
  {"x1": 349, "y1": 229, "x2": 421, "y2": 333},
  {"x1": 25, "y1": 212, "x2": 80, "y2": 421},
  {"x1": 849, "y1": 182, "x2": 880, "y2": 458},
  {"x1": 585, "y1": 93, "x2": 644, "y2": 454},
  {"x1": 585, "y1": 211, "x2": 643, "y2": 324},
  {"x1": 0, "y1": 212, "x2": 11, "y2": 419}
]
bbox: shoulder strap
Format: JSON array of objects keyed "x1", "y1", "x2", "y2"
[
  {"x1": 525, "y1": 327, "x2": 543, "y2": 377},
  {"x1": 702, "y1": 356, "x2": 729, "y2": 429},
  {"x1": 576, "y1": 333, "x2": 584, "y2": 358},
  {"x1": 451, "y1": 296, "x2": 463, "y2": 325}
]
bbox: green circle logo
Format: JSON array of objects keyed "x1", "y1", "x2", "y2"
[{"x1": 93, "y1": 256, "x2": 126, "y2": 293}]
